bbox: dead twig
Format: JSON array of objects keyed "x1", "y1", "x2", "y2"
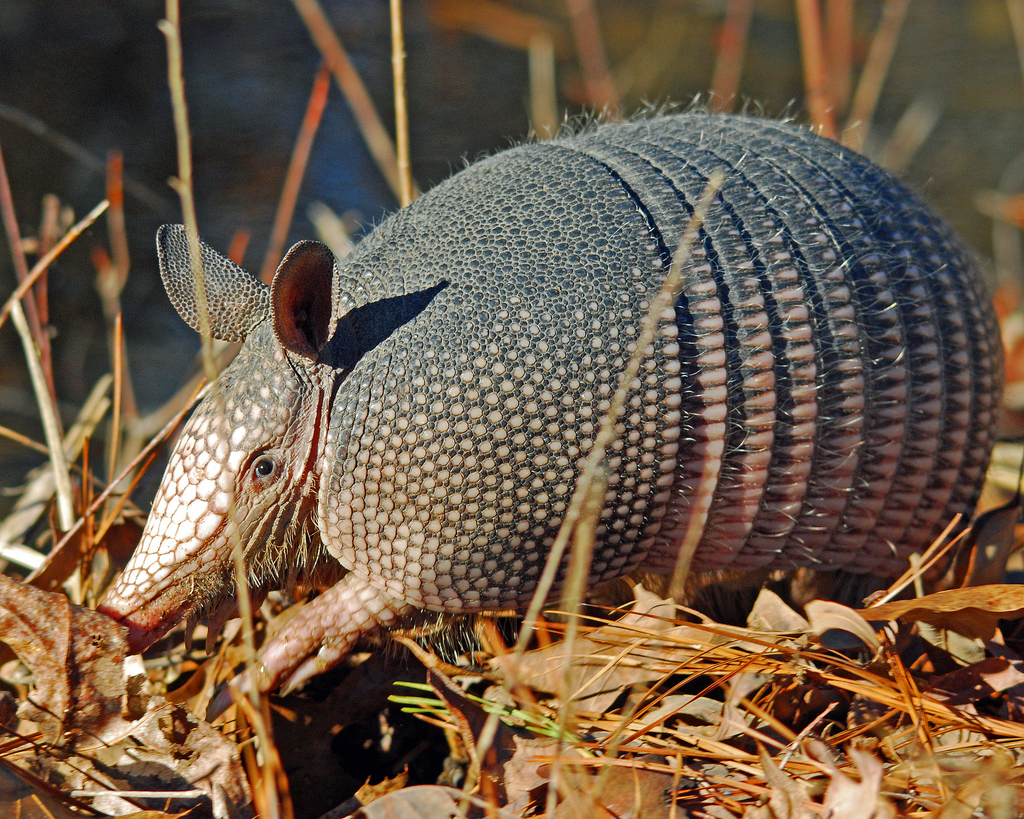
[
  {"x1": 795, "y1": 0, "x2": 837, "y2": 138},
  {"x1": 565, "y1": 0, "x2": 619, "y2": 115},
  {"x1": 710, "y1": 0, "x2": 755, "y2": 113},
  {"x1": 259, "y1": 62, "x2": 332, "y2": 282},
  {"x1": 825, "y1": 0, "x2": 854, "y2": 114},
  {"x1": 528, "y1": 33, "x2": 559, "y2": 139},
  {"x1": 390, "y1": 0, "x2": 415, "y2": 207},
  {"x1": 0, "y1": 199, "x2": 109, "y2": 332},
  {"x1": 0, "y1": 101, "x2": 172, "y2": 213},
  {"x1": 0, "y1": 138, "x2": 73, "y2": 531},
  {"x1": 842, "y1": 0, "x2": 912, "y2": 150},
  {"x1": 159, "y1": 0, "x2": 217, "y2": 384},
  {"x1": 27, "y1": 379, "x2": 205, "y2": 583},
  {"x1": 290, "y1": 0, "x2": 405, "y2": 201}
]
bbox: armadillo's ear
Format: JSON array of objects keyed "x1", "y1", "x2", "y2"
[
  {"x1": 271, "y1": 240, "x2": 335, "y2": 360},
  {"x1": 157, "y1": 224, "x2": 270, "y2": 341}
]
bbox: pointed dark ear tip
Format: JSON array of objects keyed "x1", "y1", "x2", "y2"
[{"x1": 271, "y1": 240, "x2": 337, "y2": 361}]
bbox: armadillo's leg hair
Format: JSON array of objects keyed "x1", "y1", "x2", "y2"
[
  {"x1": 261, "y1": 573, "x2": 415, "y2": 692},
  {"x1": 210, "y1": 573, "x2": 415, "y2": 715}
]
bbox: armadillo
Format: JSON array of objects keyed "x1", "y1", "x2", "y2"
[{"x1": 99, "y1": 113, "x2": 1003, "y2": 693}]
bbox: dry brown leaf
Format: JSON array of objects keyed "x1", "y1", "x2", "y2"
[
  {"x1": 575, "y1": 761, "x2": 679, "y2": 819},
  {"x1": 863, "y1": 585, "x2": 1024, "y2": 641},
  {"x1": 30, "y1": 518, "x2": 143, "y2": 595},
  {"x1": 818, "y1": 747, "x2": 889, "y2": 819},
  {"x1": 928, "y1": 656, "x2": 1024, "y2": 705},
  {"x1": 960, "y1": 490, "x2": 1022, "y2": 588},
  {"x1": 0, "y1": 573, "x2": 128, "y2": 745},
  {"x1": 498, "y1": 733, "x2": 565, "y2": 815},
  {"x1": 76, "y1": 698, "x2": 252, "y2": 817},
  {"x1": 804, "y1": 600, "x2": 881, "y2": 652},
  {"x1": 0, "y1": 578, "x2": 250, "y2": 816},
  {"x1": 354, "y1": 768, "x2": 409, "y2": 807},
  {"x1": 757, "y1": 745, "x2": 814, "y2": 819},
  {"x1": 345, "y1": 784, "x2": 518, "y2": 818},
  {"x1": 747, "y1": 590, "x2": 811, "y2": 633},
  {"x1": 932, "y1": 753, "x2": 1024, "y2": 819}
]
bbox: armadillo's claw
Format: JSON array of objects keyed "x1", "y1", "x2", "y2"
[
  {"x1": 207, "y1": 669, "x2": 253, "y2": 721},
  {"x1": 278, "y1": 644, "x2": 347, "y2": 695},
  {"x1": 206, "y1": 573, "x2": 414, "y2": 718}
]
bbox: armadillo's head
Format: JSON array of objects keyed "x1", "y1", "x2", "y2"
[{"x1": 99, "y1": 226, "x2": 340, "y2": 652}]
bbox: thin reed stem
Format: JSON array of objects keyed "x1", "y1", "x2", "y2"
[
  {"x1": 391, "y1": 0, "x2": 415, "y2": 207},
  {"x1": 291, "y1": 0, "x2": 405, "y2": 200},
  {"x1": 795, "y1": 0, "x2": 837, "y2": 138},
  {"x1": 0, "y1": 199, "x2": 109, "y2": 332},
  {"x1": 710, "y1": 0, "x2": 755, "y2": 112},
  {"x1": 159, "y1": 1, "x2": 217, "y2": 384},
  {"x1": 259, "y1": 63, "x2": 332, "y2": 282},
  {"x1": 565, "y1": 0, "x2": 619, "y2": 115},
  {"x1": 842, "y1": 0, "x2": 911, "y2": 149}
]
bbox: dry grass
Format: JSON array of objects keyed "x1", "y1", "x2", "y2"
[{"x1": 0, "y1": 2, "x2": 1023, "y2": 818}]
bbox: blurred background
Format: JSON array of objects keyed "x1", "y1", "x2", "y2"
[{"x1": 1, "y1": 0, "x2": 1024, "y2": 509}]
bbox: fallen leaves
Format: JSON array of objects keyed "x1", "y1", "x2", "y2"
[
  {"x1": 864, "y1": 585, "x2": 1024, "y2": 641},
  {"x1": 7, "y1": 554, "x2": 1024, "y2": 818},
  {"x1": 0, "y1": 575, "x2": 252, "y2": 818},
  {"x1": 805, "y1": 600, "x2": 881, "y2": 652},
  {"x1": 0, "y1": 572, "x2": 127, "y2": 745}
]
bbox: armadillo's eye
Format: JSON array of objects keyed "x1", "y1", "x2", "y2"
[{"x1": 253, "y1": 458, "x2": 275, "y2": 479}]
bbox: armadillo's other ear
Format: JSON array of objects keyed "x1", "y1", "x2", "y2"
[
  {"x1": 157, "y1": 224, "x2": 270, "y2": 341},
  {"x1": 271, "y1": 240, "x2": 335, "y2": 360}
]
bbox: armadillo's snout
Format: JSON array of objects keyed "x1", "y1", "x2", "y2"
[
  {"x1": 97, "y1": 592, "x2": 180, "y2": 654},
  {"x1": 98, "y1": 517, "x2": 228, "y2": 654},
  {"x1": 98, "y1": 446, "x2": 231, "y2": 654}
]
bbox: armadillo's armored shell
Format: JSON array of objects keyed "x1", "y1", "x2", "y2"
[{"x1": 317, "y1": 113, "x2": 1001, "y2": 615}]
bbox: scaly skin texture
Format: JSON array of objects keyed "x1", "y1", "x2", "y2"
[{"x1": 99, "y1": 113, "x2": 1003, "y2": 694}]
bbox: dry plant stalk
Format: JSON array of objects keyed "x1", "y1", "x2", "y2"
[
  {"x1": 842, "y1": 0, "x2": 912, "y2": 149},
  {"x1": 1011, "y1": 0, "x2": 1024, "y2": 84},
  {"x1": 157, "y1": 6, "x2": 290, "y2": 815},
  {"x1": 0, "y1": 139, "x2": 74, "y2": 532},
  {"x1": 391, "y1": 0, "x2": 415, "y2": 207},
  {"x1": 825, "y1": 0, "x2": 854, "y2": 113},
  {"x1": 795, "y1": 0, "x2": 837, "y2": 138},
  {"x1": 155, "y1": 12, "x2": 289, "y2": 818},
  {"x1": 259, "y1": 62, "x2": 332, "y2": 282},
  {"x1": 528, "y1": 33, "x2": 559, "y2": 139},
  {"x1": 159, "y1": 0, "x2": 217, "y2": 383},
  {"x1": 26, "y1": 380, "x2": 202, "y2": 582},
  {"x1": 709, "y1": 0, "x2": 755, "y2": 113},
  {"x1": 0, "y1": 199, "x2": 109, "y2": 331},
  {"x1": 476, "y1": 173, "x2": 724, "y2": 814},
  {"x1": 0, "y1": 101, "x2": 170, "y2": 212},
  {"x1": 102, "y1": 152, "x2": 138, "y2": 433},
  {"x1": 0, "y1": 143, "x2": 58, "y2": 408},
  {"x1": 291, "y1": 0, "x2": 405, "y2": 200},
  {"x1": 565, "y1": 0, "x2": 619, "y2": 115}
]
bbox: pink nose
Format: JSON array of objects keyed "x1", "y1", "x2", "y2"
[{"x1": 96, "y1": 602, "x2": 170, "y2": 655}]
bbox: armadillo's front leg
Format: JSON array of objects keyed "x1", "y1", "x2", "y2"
[{"x1": 211, "y1": 574, "x2": 415, "y2": 716}]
